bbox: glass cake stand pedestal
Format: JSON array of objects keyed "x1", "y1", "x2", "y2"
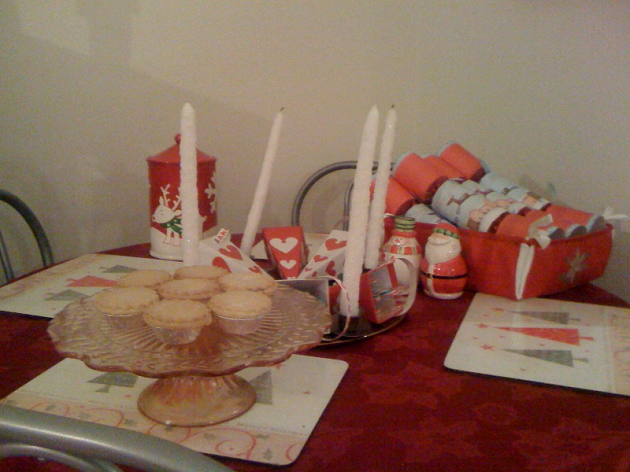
[
  {"x1": 137, "y1": 373, "x2": 256, "y2": 426},
  {"x1": 48, "y1": 284, "x2": 331, "y2": 427}
]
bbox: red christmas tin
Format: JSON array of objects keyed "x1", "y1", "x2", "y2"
[{"x1": 147, "y1": 135, "x2": 217, "y2": 260}]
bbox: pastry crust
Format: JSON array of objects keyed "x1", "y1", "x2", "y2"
[
  {"x1": 217, "y1": 272, "x2": 277, "y2": 296},
  {"x1": 92, "y1": 287, "x2": 159, "y2": 316},
  {"x1": 208, "y1": 290, "x2": 272, "y2": 320},
  {"x1": 143, "y1": 299, "x2": 211, "y2": 329},
  {"x1": 116, "y1": 269, "x2": 172, "y2": 288},
  {"x1": 157, "y1": 278, "x2": 221, "y2": 301},
  {"x1": 174, "y1": 265, "x2": 229, "y2": 280}
]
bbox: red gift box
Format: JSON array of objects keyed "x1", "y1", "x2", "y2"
[
  {"x1": 262, "y1": 226, "x2": 309, "y2": 279},
  {"x1": 385, "y1": 217, "x2": 613, "y2": 300}
]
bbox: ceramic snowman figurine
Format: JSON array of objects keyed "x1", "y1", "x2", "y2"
[{"x1": 420, "y1": 222, "x2": 468, "y2": 299}]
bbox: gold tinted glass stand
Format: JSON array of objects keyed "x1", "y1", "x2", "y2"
[{"x1": 49, "y1": 285, "x2": 330, "y2": 426}]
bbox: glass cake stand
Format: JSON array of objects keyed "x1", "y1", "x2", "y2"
[{"x1": 47, "y1": 284, "x2": 331, "y2": 427}]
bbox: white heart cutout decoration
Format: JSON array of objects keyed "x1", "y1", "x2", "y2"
[
  {"x1": 280, "y1": 259, "x2": 297, "y2": 269},
  {"x1": 270, "y1": 237, "x2": 298, "y2": 254}
]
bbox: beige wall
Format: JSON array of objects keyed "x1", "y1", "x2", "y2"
[{"x1": 1, "y1": 1, "x2": 629, "y2": 301}]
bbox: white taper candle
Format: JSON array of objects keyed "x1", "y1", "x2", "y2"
[
  {"x1": 240, "y1": 108, "x2": 284, "y2": 256},
  {"x1": 179, "y1": 103, "x2": 200, "y2": 266},
  {"x1": 341, "y1": 105, "x2": 379, "y2": 317},
  {"x1": 364, "y1": 105, "x2": 397, "y2": 269}
]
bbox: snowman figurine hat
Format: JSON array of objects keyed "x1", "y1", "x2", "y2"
[{"x1": 433, "y1": 222, "x2": 460, "y2": 239}]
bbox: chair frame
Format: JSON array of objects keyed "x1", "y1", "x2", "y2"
[
  {"x1": 0, "y1": 404, "x2": 232, "y2": 472},
  {"x1": 0, "y1": 189, "x2": 54, "y2": 282},
  {"x1": 291, "y1": 161, "x2": 379, "y2": 231}
]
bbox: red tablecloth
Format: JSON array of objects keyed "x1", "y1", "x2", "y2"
[{"x1": 2, "y1": 244, "x2": 630, "y2": 471}]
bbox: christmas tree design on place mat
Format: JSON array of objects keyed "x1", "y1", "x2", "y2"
[
  {"x1": 249, "y1": 370, "x2": 273, "y2": 405},
  {"x1": 509, "y1": 310, "x2": 579, "y2": 325},
  {"x1": 88, "y1": 372, "x2": 138, "y2": 393},
  {"x1": 45, "y1": 289, "x2": 87, "y2": 302},
  {"x1": 101, "y1": 265, "x2": 137, "y2": 274},
  {"x1": 504, "y1": 349, "x2": 589, "y2": 367},
  {"x1": 497, "y1": 327, "x2": 593, "y2": 346},
  {"x1": 66, "y1": 276, "x2": 117, "y2": 288}
]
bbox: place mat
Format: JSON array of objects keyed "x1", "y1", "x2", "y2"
[
  {"x1": 0, "y1": 254, "x2": 183, "y2": 318},
  {"x1": 445, "y1": 292, "x2": 630, "y2": 395},
  {"x1": 1, "y1": 354, "x2": 348, "y2": 466}
]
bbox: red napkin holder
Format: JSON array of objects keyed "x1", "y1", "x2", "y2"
[{"x1": 262, "y1": 226, "x2": 309, "y2": 279}]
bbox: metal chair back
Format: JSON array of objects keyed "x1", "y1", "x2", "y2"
[
  {"x1": 0, "y1": 190, "x2": 54, "y2": 283},
  {"x1": 291, "y1": 161, "x2": 380, "y2": 232}
]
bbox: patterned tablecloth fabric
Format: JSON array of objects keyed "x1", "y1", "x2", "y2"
[{"x1": 1, "y1": 243, "x2": 630, "y2": 471}]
